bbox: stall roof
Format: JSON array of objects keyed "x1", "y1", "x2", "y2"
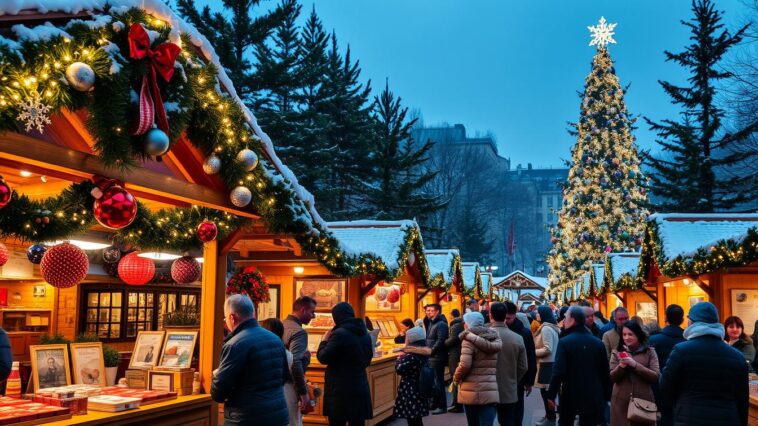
[
  {"x1": 425, "y1": 249, "x2": 462, "y2": 290},
  {"x1": 603, "y1": 252, "x2": 641, "y2": 291},
  {"x1": 480, "y1": 272, "x2": 492, "y2": 298},
  {"x1": 639, "y1": 213, "x2": 758, "y2": 282},
  {"x1": 591, "y1": 263, "x2": 605, "y2": 294},
  {"x1": 494, "y1": 270, "x2": 548, "y2": 290},
  {"x1": 461, "y1": 262, "x2": 482, "y2": 295}
]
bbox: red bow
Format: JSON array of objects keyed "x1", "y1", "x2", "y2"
[{"x1": 128, "y1": 23, "x2": 181, "y2": 136}]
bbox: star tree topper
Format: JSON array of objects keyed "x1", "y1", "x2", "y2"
[{"x1": 588, "y1": 16, "x2": 617, "y2": 48}]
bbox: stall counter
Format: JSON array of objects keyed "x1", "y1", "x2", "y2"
[
  {"x1": 304, "y1": 353, "x2": 399, "y2": 426},
  {"x1": 42, "y1": 394, "x2": 213, "y2": 426}
]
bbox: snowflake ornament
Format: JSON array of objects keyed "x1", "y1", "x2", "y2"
[
  {"x1": 17, "y1": 92, "x2": 52, "y2": 133},
  {"x1": 588, "y1": 17, "x2": 617, "y2": 48}
]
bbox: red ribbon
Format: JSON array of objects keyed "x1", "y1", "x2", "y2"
[
  {"x1": 128, "y1": 23, "x2": 181, "y2": 135},
  {"x1": 90, "y1": 175, "x2": 125, "y2": 199}
]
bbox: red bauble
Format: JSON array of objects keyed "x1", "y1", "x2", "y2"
[
  {"x1": 171, "y1": 256, "x2": 201, "y2": 284},
  {"x1": 93, "y1": 185, "x2": 137, "y2": 229},
  {"x1": 0, "y1": 177, "x2": 10, "y2": 209},
  {"x1": 118, "y1": 252, "x2": 155, "y2": 285},
  {"x1": 197, "y1": 220, "x2": 218, "y2": 242},
  {"x1": 0, "y1": 243, "x2": 8, "y2": 267},
  {"x1": 387, "y1": 287, "x2": 400, "y2": 304},
  {"x1": 40, "y1": 243, "x2": 89, "y2": 288}
]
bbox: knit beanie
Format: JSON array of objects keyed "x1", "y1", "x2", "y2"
[
  {"x1": 687, "y1": 301, "x2": 719, "y2": 324},
  {"x1": 331, "y1": 302, "x2": 355, "y2": 325},
  {"x1": 405, "y1": 326, "x2": 426, "y2": 344},
  {"x1": 538, "y1": 305, "x2": 556, "y2": 324},
  {"x1": 463, "y1": 311, "x2": 484, "y2": 328}
]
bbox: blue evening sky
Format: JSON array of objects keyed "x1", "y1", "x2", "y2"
[{"x1": 194, "y1": 1, "x2": 752, "y2": 168}]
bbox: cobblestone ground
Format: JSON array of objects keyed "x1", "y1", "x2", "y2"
[{"x1": 380, "y1": 388, "x2": 546, "y2": 426}]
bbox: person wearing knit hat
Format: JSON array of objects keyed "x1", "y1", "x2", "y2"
[
  {"x1": 463, "y1": 311, "x2": 485, "y2": 328},
  {"x1": 316, "y1": 302, "x2": 374, "y2": 425},
  {"x1": 659, "y1": 301, "x2": 749, "y2": 426},
  {"x1": 394, "y1": 326, "x2": 431, "y2": 424}
]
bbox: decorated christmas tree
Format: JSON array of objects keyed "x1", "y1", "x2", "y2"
[{"x1": 547, "y1": 18, "x2": 649, "y2": 291}]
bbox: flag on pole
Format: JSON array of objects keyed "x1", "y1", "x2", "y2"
[{"x1": 507, "y1": 222, "x2": 516, "y2": 256}]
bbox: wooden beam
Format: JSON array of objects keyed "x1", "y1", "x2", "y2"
[
  {"x1": 640, "y1": 287, "x2": 658, "y2": 303},
  {"x1": 614, "y1": 291, "x2": 626, "y2": 306},
  {"x1": 199, "y1": 239, "x2": 222, "y2": 424},
  {"x1": 416, "y1": 288, "x2": 432, "y2": 303},
  {"x1": 360, "y1": 277, "x2": 382, "y2": 298},
  {"x1": 689, "y1": 275, "x2": 714, "y2": 299},
  {"x1": 0, "y1": 132, "x2": 260, "y2": 219},
  {"x1": 220, "y1": 226, "x2": 247, "y2": 255}
]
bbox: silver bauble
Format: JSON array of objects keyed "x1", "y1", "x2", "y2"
[
  {"x1": 203, "y1": 154, "x2": 222, "y2": 175},
  {"x1": 230, "y1": 186, "x2": 252, "y2": 207},
  {"x1": 236, "y1": 148, "x2": 258, "y2": 172},
  {"x1": 144, "y1": 128, "x2": 170, "y2": 157},
  {"x1": 65, "y1": 62, "x2": 96, "y2": 92}
]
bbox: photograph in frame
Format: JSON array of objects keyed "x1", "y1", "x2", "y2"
[
  {"x1": 294, "y1": 279, "x2": 345, "y2": 312},
  {"x1": 70, "y1": 342, "x2": 106, "y2": 386},
  {"x1": 365, "y1": 283, "x2": 402, "y2": 312},
  {"x1": 129, "y1": 331, "x2": 166, "y2": 370},
  {"x1": 303, "y1": 312, "x2": 336, "y2": 330},
  {"x1": 307, "y1": 332, "x2": 323, "y2": 353},
  {"x1": 159, "y1": 331, "x2": 198, "y2": 369},
  {"x1": 30, "y1": 344, "x2": 71, "y2": 391},
  {"x1": 257, "y1": 284, "x2": 280, "y2": 321}
]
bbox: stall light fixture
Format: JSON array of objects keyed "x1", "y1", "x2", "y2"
[
  {"x1": 682, "y1": 278, "x2": 692, "y2": 286},
  {"x1": 293, "y1": 266, "x2": 305, "y2": 274},
  {"x1": 195, "y1": 257, "x2": 204, "y2": 264},
  {"x1": 138, "y1": 252, "x2": 182, "y2": 261},
  {"x1": 46, "y1": 239, "x2": 111, "y2": 250},
  {"x1": 19, "y1": 170, "x2": 32, "y2": 177}
]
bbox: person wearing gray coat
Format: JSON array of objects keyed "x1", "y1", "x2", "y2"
[{"x1": 445, "y1": 309, "x2": 465, "y2": 412}]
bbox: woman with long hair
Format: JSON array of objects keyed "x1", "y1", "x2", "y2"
[
  {"x1": 609, "y1": 321, "x2": 660, "y2": 425},
  {"x1": 533, "y1": 305, "x2": 560, "y2": 426},
  {"x1": 724, "y1": 316, "x2": 755, "y2": 373}
]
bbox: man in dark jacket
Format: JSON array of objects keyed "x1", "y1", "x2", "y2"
[
  {"x1": 283, "y1": 295, "x2": 317, "y2": 413},
  {"x1": 424, "y1": 303, "x2": 449, "y2": 414},
  {"x1": 659, "y1": 302, "x2": 748, "y2": 426},
  {"x1": 504, "y1": 301, "x2": 537, "y2": 426},
  {"x1": 582, "y1": 306, "x2": 602, "y2": 339},
  {"x1": 0, "y1": 327, "x2": 11, "y2": 382},
  {"x1": 445, "y1": 309, "x2": 464, "y2": 412},
  {"x1": 212, "y1": 295, "x2": 289, "y2": 426},
  {"x1": 649, "y1": 304, "x2": 685, "y2": 426},
  {"x1": 547, "y1": 306, "x2": 611, "y2": 426},
  {"x1": 317, "y1": 302, "x2": 374, "y2": 425}
]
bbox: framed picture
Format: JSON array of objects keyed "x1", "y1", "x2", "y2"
[
  {"x1": 30, "y1": 344, "x2": 71, "y2": 391},
  {"x1": 70, "y1": 342, "x2": 106, "y2": 386},
  {"x1": 129, "y1": 331, "x2": 165, "y2": 370},
  {"x1": 307, "y1": 332, "x2": 323, "y2": 353},
  {"x1": 148, "y1": 371, "x2": 175, "y2": 392},
  {"x1": 304, "y1": 312, "x2": 336, "y2": 330},
  {"x1": 365, "y1": 283, "x2": 403, "y2": 312},
  {"x1": 33, "y1": 285, "x2": 46, "y2": 297},
  {"x1": 731, "y1": 289, "x2": 758, "y2": 335},
  {"x1": 688, "y1": 296, "x2": 705, "y2": 308},
  {"x1": 257, "y1": 284, "x2": 280, "y2": 321},
  {"x1": 159, "y1": 330, "x2": 198, "y2": 369},
  {"x1": 635, "y1": 302, "x2": 658, "y2": 326},
  {"x1": 294, "y1": 279, "x2": 346, "y2": 312}
]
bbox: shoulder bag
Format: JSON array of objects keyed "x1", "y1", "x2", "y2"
[{"x1": 627, "y1": 350, "x2": 659, "y2": 423}]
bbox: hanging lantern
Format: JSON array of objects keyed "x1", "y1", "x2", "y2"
[
  {"x1": 0, "y1": 176, "x2": 11, "y2": 209},
  {"x1": 171, "y1": 256, "x2": 201, "y2": 284},
  {"x1": 118, "y1": 252, "x2": 155, "y2": 285},
  {"x1": 40, "y1": 243, "x2": 89, "y2": 288},
  {"x1": 26, "y1": 244, "x2": 47, "y2": 264},
  {"x1": 197, "y1": 220, "x2": 218, "y2": 242},
  {"x1": 0, "y1": 243, "x2": 8, "y2": 267}
]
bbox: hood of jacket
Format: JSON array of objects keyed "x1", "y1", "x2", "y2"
[
  {"x1": 461, "y1": 326, "x2": 501, "y2": 353},
  {"x1": 337, "y1": 317, "x2": 368, "y2": 336}
]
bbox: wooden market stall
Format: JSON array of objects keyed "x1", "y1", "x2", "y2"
[
  {"x1": 602, "y1": 252, "x2": 657, "y2": 325},
  {"x1": 461, "y1": 262, "x2": 482, "y2": 305},
  {"x1": 0, "y1": 0, "x2": 350, "y2": 424},
  {"x1": 493, "y1": 270, "x2": 547, "y2": 309},
  {"x1": 425, "y1": 249, "x2": 465, "y2": 320},
  {"x1": 589, "y1": 263, "x2": 607, "y2": 315},
  {"x1": 480, "y1": 272, "x2": 493, "y2": 302}
]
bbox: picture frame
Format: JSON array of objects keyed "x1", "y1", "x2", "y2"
[
  {"x1": 257, "y1": 284, "x2": 280, "y2": 321},
  {"x1": 688, "y1": 296, "x2": 705, "y2": 308},
  {"x1": 294, "y1": 278, "x2": 346, "y2": 312},
  {"x1": 635, "y1": 302, "x2": 658, "y2": 326},
  {"x1": 70, "y1": 342, "x2": 106, "y2": 386},
  {"x1": 731, "y1": 289, "x2": 758, "y2": 335},
  {"x1": 158, "y1": 330, "x2": 198, "y2": 369},
  {"x1": 33, "y1": 284, "x2": 46, "y2": 298},
  {"x1": 303, "y1": 312, "x2": 336, "y2": 331},
  {"x1": 307, "y1": 332, "x2": 324, "y2": 353},
  {"x1": 365, "y1": 283, "x2": 403, "y2": 312},
  {"x1": 148, "y1": 370, "x2": 175, "y2": 392},
  {"x1": 30, "y1": 344, "x2": 71, "y2": 391},
  {"x1": 129, "y1": 331, "x2": 165, "y2": 370}
]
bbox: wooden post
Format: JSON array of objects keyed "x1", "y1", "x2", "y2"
[{"x1": 198, "y1": 239, "x2": 225, "y2": 425}]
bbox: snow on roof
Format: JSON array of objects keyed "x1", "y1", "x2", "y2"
[
  {"x1": 591, "y1": 263, "x2": 605, "y2": 289},
  {"x1": 650, "y1": 213, "x2": 758, "y2": 260},
  {"x1": 2, "y1": 0, "x2": 328, "y2": 232},
  {"x1": 461, "y1": 262, "x2": 480, "y2": 291},
  {"x1": 480, "y1": 272, "x2": 492, "y2": 296},
  {"x1": 425, "y1": 249, "x2": 459, "y2": 284},
  {"x1": 581, "y1": 272, "x2": 591, "y2": 295},
  {"x1": 607, "y1": 252, "x2": 641, "y2": 283},
  {"x1": 498, "y1": 270, "x2": 548, "y2": 289},
  {"x1": 326, "y1": 220, "x2": 418, "y2": 271}
]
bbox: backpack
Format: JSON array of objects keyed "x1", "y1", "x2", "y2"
[{"x1": 418, "y1": 357, "x2": 439, "y2": 399}]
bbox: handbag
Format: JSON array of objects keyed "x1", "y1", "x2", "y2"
[{"x1": 626, "y1": 350, "x2": 659, "y2": 423}]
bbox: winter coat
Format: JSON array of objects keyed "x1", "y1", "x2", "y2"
[
  {"x1": 603, "y1": 327, "x2": 621, "y2": 359},
  {"x1": 547, "y1": 325, "x2": 611, "y2": 424},
  {"x1": 507, "y1": 317, "x2": 538, "y2": 388},
  {"x1": 425, "y1": 314, "x2": 449, "y2": 367},
  {"x1": 453, "y1": 326, "x2": 502, "y2": 405},
  {"x1": 316, "y1": 317, "x2": 374, "y2": 420},
  {"x1": 589, "y1": 322, "x2": 603, "y2": 339},
  {"x1": 730, "y1": 338, "x2": 756, "y2": 372},
  {"x1": 609, "y1": 346, "x2": 660, "y2": 426},
  {"x1": 445, "y1": 317, "x2": 464, "y2": 375},
  {"x1": 0, "y1": 328, "x2": 11, "y2": 382},
  {"x1": 534, "y1": 322, "x2": 560, "y2": 388},
  {"x1": 648, "y1": 325, "x2": 685, "y2": 370},
  {"x1": 282, "y1": 315, "x2": 309, "y2": 396},
  {"x1": 490, "y1": 322, "x2": 527, "y2": 404},
  {"x1": 394, "y1": 344, "x2": 431, "y2": 419},
  {"x1": 211, "y1": 319, "x2": 289, "y2": 426},
  {"x1": 658, "y1": 334, "x2": 748, "y2": 426}
]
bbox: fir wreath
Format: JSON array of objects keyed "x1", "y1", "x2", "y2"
[{"x1": 226, "y1": 266, "x2": 270, "y2": 305}]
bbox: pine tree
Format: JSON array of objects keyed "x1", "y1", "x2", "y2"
[
  {"x1": 359, "y1": 81, "x2": 445, "y2": 221},
  {"x1": 453, "y1": 206, "x2": 494, "y2": 266},
  {"x1": 547, "y1": 46, "x2": 649, "y2": 290},
  {"x1": 645, "y1": 0, "x2": 758, "y2": 212}
]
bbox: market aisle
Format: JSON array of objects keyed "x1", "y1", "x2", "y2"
[{"x1": 381, "y1": 389, "x2": 545, "y2": 425}]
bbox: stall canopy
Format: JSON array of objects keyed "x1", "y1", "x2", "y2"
[
  {"x1": 480, "y1": 272, "x2": 493, "y2": 300},
  {"x1": 590, "y1": 263, "x2": 606, "y2": 296},
  {"x1": 461, "y1": 262, "x2": 482, "y2": 298},
  {"x1": 425, "y1": 249, "x2": 463, "y2": 291},
  {"x1": 604, "y1": 252, "x2": 641, "y2": 291},
  {"x1": 494, "y1": 270, "x2": 547, "y2": 305},
  {"x1": 638, "y1": 213, "x2": 758, "y2": 283}
]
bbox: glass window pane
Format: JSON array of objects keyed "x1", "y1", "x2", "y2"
[
  {"x1": 88, "y1": 293, "x2": 99, "y2": 307},
  {"x1": 127, "y1": 323, "x2": 136, "y2": 338},
  {"x1": 147, "y1": 293, "x2": 153, "y2": 305},
  {"x1": 146, "y1": 309, "x2": 153, "y2": 321},
  {"x1": 128, "y1": 308, "x2": 136, "y2": 321},
  {"x1": 87, "y1": 309, "x2": 97, "y2": 322},
  {"x1": 98, "y1": 324, "x2": 109, "y2": 339},
  {"x1": 100, "y1": 293, "x2": 111, "y2": 307},
  {"x1": 87, "y1": 324, "x2": 97, "y2": 333},
  {"x1": 99, "y1": 310, "x2": 109, "y2": 323},
  {"x1": 137, "y1": 323, "x2": 145, "y2": 331},
  {"x1": 112, "y1": 292, "x2": 122, "y2": 306},
  {"x1": 111, "y1": 308, "x2": 121, "y2": 322},
  {"x1": 138, "y1": 309, "x2": 145, "y2": 321},
  {"x1": 144, "y1": 322, "x2": 153, "y2": 331},
  {"x1": 188, "y1": 295, "x2": 197, "y2": 308},
  {"x1": 168, "y1": 295, "x2": 176, "y2": 311},
  {"x1": 139, "y1": 293, "x2": 145, "y2": 306},
  {"x1": 110, "y1": 324, "x2": 120, "y2": 339}
]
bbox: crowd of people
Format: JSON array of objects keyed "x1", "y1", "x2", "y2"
[{"x1": 209, "y1": 294, "x2": 755, "y2": 426}]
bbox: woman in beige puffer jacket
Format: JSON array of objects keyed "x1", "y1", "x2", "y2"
[{"x1": 453, "y1": 312, "x2": 502, "y2": 426}]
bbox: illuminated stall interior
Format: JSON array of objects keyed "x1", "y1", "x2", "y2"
[
  {"x1": 425, "y1": 249, "x2": 464, "y2": 320},
  {"x1": 637, "y1": 213, "x2": 758, "y2": 326},
  {"x1": 602, "y1": 252, "x2": 658, "y2": 325},
  {"x1": 461, "y1": 262, "x2": 482, "y2": 305}
]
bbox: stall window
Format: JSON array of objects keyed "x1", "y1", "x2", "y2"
[
  {"x1": 85, "y1": 291, "x2": 122, "y2": 339},
  {"x1": 126, "y1": 291, "x2": 154, "y2": 338}
]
